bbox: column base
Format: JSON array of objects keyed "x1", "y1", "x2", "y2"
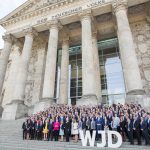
[
  {"x1": 126, "y1": 94, "x2": 144, "y2": 105},
  {"x1": 76, "y1": 94, "x2": 98, "y2": 106},
  {"x1": 33, "y1": 98, "x2": 56, "y2": 114},
  {"x1": 127, "y1": 89, "x2": 145, "y2": 95},
  {"x1": 126, "y1": 94, "x2": 150, "y2": 111},
  {"x1": 68, "y1": 98, "x2": 72, "y2": 106},
  {"x1": 2, "y1": 100, "x2": 28, "y2": 120},
  {"x1": 0, "y1": 105, "x2": 3, "y2": 117}
]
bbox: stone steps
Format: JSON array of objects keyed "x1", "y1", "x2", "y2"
[{"x1": 0, "y1": 119, "x2": 149, "y2": 150}]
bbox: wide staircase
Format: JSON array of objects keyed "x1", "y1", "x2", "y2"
[{"x1": 0, "y1": 119, "x2": 149, "y2": 150}]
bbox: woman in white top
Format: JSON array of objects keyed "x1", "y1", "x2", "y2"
[{"x1": 72, "y1": 119, "x2": 79, "y2": 142}]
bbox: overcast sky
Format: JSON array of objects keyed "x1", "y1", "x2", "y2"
[{"x1": 0, "y1": 0, "x2": 27, "y2": 49}]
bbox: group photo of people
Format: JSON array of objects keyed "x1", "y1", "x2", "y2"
[{"x1": 22, "y1": 103, "x2": 150, "y2": 146}]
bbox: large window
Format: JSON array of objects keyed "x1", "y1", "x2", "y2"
[
  {"x1": 69, "y1": 46, "x2": 82, "y2": 105},
  {"x1": 98, "y1": 38, "x2": 126, "y2": 104},
  {"x1": 55, "y1": 38, "x2": 126, "y2": 105}
]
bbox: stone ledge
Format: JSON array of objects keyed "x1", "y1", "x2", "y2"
[
  {"x1": 76, "y1": 94, "x2": 98, "y2": 106},
  {"x1": 33, "y1": 98, "x2": 56, "y2": 114},
  {"x1": 2, "y1": 101, "x2": 28, "y2": 120}
]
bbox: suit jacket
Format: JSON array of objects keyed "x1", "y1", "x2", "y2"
[
  {"x1": 148, "y1": 119, "x2": 150, "y2": 130},
  {"x1": 133, "y1": 119, "x2": 141, "y2": 131},
  {"x1": 141, "y1": 120, "x2": 148, "y2": 131},
  {"x1": 64, "y1": 122, "x2": 71, "y2": 133}
]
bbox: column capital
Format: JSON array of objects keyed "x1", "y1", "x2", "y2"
[
  {"x1": 112, "y1": 0, "x2": 128, "y2": 14},
  {"x1": 2, "y1": 34, "x2": 14, "y2": 43},
  {"x1": 13, "y1": 38, "x2": 23, "y2": 49},
  {"x1": 47, "y1": 19, "x2": 63, "y2": 30},
  {"x1": 23, "y1": 27, "x2": 38, "y2": 38},
  {"x1": 78, "y1": 9, "x2": 93, "y2": 21}
]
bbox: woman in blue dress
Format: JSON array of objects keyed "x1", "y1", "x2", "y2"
[{"x1": 59, "y1": 121, "x2": 64, "y2": 141}]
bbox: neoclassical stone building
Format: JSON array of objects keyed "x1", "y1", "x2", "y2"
[{"x1": 0, "y1": 0, "x2": 150, "y2": 120}]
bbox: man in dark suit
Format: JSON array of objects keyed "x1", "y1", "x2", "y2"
[
  {"x1": 127, "y1": 118, "x2": 134, "y2": 145},
  {"x1": 147, "y1": 113, "x2": 150, "y2": 138},
  {"x1": 96, "y1": 113, "x2": 104, "y2": 140},
  {"x1": 133, "y1": 115, "x2": 141, "y2": 145},
  {"x1": 30, "y1": 118, "x2": 36, "y2": 140},
  {"x1": 64, "y1": 117, "x2": 71, "y2": 142},
  {"x1": 48, "y1": 119, "x2": 54, "y2": 141},
  {"x1": 22, "y1": 120, "x2": 27, "y2": 140},
  {"x1": 141, "y1": 117, "x2": 150, "y2": 145}
]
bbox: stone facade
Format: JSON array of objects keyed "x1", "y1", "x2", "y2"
[{"x1": 0, "y1": 0, "x2": 150, "y2": 120}]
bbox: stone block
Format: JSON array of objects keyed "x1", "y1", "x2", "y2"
[
  {"x1": 33, "y1": 98, "x2": 56, "y2": 114},
  {"x1": 0, "y1": 106, "x2": 3, "y2": 117},
  {"x1": 2, "y1": 100, "x2": 28, "y2": 120},
  {"x1": 76, "y1": 94, "x2": 98, "y2": 106}
]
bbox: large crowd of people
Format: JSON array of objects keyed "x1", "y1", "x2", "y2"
[{"x1": 22, "y1": 103, "x2": 150, "y2": 146}]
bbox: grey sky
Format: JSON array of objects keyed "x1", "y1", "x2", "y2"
[{"x1": 0, "y1": 0, "x2": 27, "y2": 49}]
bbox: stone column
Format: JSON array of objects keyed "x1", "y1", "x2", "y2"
[
  {"x1": 0, "y1": 34, "x2": 13, "y2": 99},
  {"x1": 77, "y1": 10, "x2": 98, "y2": 105},
  {"x1": 42, "y1": 20, "x2": 61, "y2": 105},
  {"x1": 92, "y1": 32, "x2": 102, "y2": 103},
  {"x1": 2, "y1": 28, "x2": 37, "y2": 120},
  {"x1": 13, "y1": 28, "x2": 37, "y2": 100},
  {"x1": 59, "y1": 38, "x2": 69, "y2": 104},
  {"x1": 112, "y1": 0, "x2": 144, "y2": 97}
]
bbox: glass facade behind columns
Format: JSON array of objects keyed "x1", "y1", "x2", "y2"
[
  {"x1": 98, "y1": 38, "x2": 126, "y2": 105},
  {"x1": 56, "y1": 38, "x2": 126, "y2": 105}
]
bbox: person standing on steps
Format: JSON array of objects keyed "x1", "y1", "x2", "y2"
[
  {"x1": 22, "y1": 119, "x2": 27, "y2": 140},
  {"x1": 141, "y1": 117, "x2": 150, "y2": 146},
  {"x1": 64, "y1": 117, "x2": 71, "y2": 142},
  {"x1": 127, "y1": 117, "x2": 134, "y2": 145},
  {"x1": 53, "y1": 117, "x2": 60, "y2": 141},
  {"x1": 59, "y1": 120, "x2": 64, "y2": 142},
  {"x1": 133, "y1": 114, "x2": 141, "y2": 145},
  {"x1": 43, "y1": 118, "x2": 49, "y2": 141},
  {"x1": 72, "y1": 119, "x2": 79, "y2": 143},
  {"x1": 48, "y1": 118, "x2": 53, "y2": 141}
]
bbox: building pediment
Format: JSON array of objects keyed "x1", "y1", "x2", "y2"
[
  {"x1": 0, "y1": 0, "x2": 149, "y2": 38},
  {"x1": 0, "y1": 0, "x2": 80, "y2": 25}
]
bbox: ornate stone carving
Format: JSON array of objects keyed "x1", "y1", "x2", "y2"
[
  {"x1": 25, "y1": 81, "x2": 34, "y2": 106},
  {"x1": 47, "y1": 19, "x2": 62, "y2": 30},
  {"x1": 1, "y1": 0, "x2": 80, "y2": 28},
  {"x1": 2, "y1": 34, "x2": 13, "y2": 43},
  {"x1": 112, "y1": 0, "x2": 128, "y2": 13},
  {"x1": 23, "y1": 27, "x2": 38, "y2": 38},
  {"x1": 131, "y1": 20, "x2": 150, "y2": 95},
  {"x1": 78, "y1": 9, "x2": 92, "y2": 21}
]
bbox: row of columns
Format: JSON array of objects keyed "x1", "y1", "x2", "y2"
[{"x1": 0, "y1": 0, "x2": 144, "y2": 119}]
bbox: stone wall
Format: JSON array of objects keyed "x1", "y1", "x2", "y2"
[
  {"x1": 131, "y1": 20, "x2": 150, "y2": 109},
  {"x1": 131, "y1": 20, "x2": 150, "y2": 94}
]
